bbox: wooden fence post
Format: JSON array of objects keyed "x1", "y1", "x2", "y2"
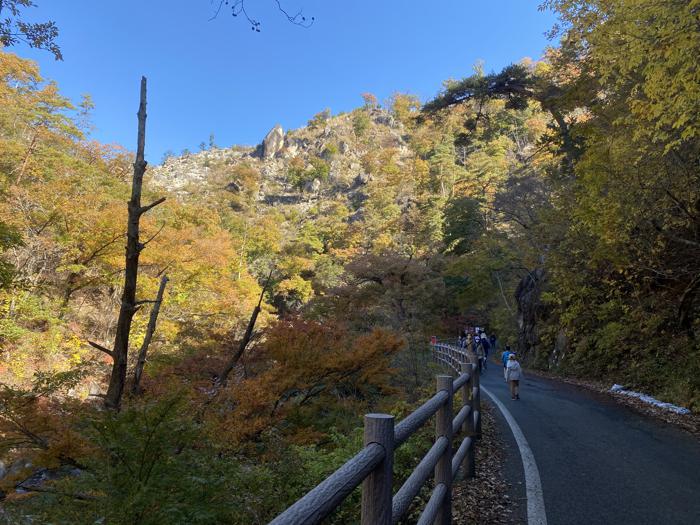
[
  {"x1": 472, "y1": 361, "x2": 482, "y2": 438},
  {"x1": 435, "y1": 375, "x2": 453, "y2": 525},
  {"x1": 361, "y1": 414, "x2": 394, "y2": 525},
  {"x1": 460, "y1": 362, "x2": 476, "y2": 478}
]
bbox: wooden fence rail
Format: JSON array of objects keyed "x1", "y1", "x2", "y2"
[{"x1": 269, "y1": 341, "x2": 480, "y2": 525}]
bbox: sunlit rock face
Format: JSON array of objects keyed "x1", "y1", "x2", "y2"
[{"x1": 262, "y1": 124, "x2": 284, "y2": 159}]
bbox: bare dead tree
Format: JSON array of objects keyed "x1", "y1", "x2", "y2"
[
  {"x1": 216, "y1": 269, "x2": 273, "y2": 385},
  {"x1": 89, "y1": 77, "x2": 166, "y2": 409},
  {"x1": 209, "y1": 0, "x2": 314, "y2": 31},
  {"x1": 132, "y1": 274, "x2": 169, "y2": 394}
]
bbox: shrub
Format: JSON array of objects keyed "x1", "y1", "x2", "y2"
[
  {"x1": 352, "y1": 111, "x2": 370, "y2": 137},
  {"x1": 287, "y1": 157, "x2": 330, "y2": 190},
  {"x1": 308, "y1": 108, "x2": 331, "y2": 129}
]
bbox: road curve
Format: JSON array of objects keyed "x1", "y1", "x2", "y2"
[{"x1": 479, "y1": 366, "x2": 700, "y2": 525}]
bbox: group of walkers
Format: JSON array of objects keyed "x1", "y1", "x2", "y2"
[
  {"x1": 458, "y1": 329, "x2": 495, "y2": 371},
  {"x1": 457, "y1": 328, "x2": 523, "y2": 400}
]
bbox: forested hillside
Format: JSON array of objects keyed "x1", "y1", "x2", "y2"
[{"x1": 1, "y1": 0, "x2": 698, "y2": 522}]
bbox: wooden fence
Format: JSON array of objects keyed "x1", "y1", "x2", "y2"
[{"x1": 269, "y1": 341, "x2": 480, "y2": 525}]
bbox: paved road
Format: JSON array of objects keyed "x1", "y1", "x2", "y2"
[{"x1": 479, "y1": 365, "x2": 700, "y2": 525}]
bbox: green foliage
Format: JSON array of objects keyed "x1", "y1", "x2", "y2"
[
  {"x1": 321, "y1": 142, "x2": 338, "y2": 159},
  {"x1": 543, "y1": 0, "x2": 700, "y2": 149},
  {"x1": 307, "y1": 108, "x2": 331, "y2": 129},
  {"x1": 3, "y1": 398, "x2": 310, "y2": 524},
  {"x1": 442, "y1": 197, "x2": 482, "y2": 255},
  {"x1": 423, "y1": 63, "x2": 534, "y2": 115},
  {"x1": 0, "y1": 1, "x2": 62, "y2": 60},
  {"x1": 417, "y1": 0, "x2": 700, "y2": 410},
  {"x1": 390, "y1": 93, "x2": 421, "y2": 129},
  {"x1": 309, "y1": 157, "x2": 330, "y2": 182},
  {"x1": 0, "y1": 221, "x2": 22, "y2": 287},
  {"x1": 287, "y1": 156, "x2": 329, "y2": 190},
  {"x1": 352, "y1": 110, "x2": 370, "y2": 137}
]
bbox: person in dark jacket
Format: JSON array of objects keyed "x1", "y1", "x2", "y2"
[{"x1": 480, "y1": 333, "x2": 490, "y2": 371}]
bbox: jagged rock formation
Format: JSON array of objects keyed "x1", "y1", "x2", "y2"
[
  {"x1": 262, "y1": 124, "x2": 284, "y2": 159},
  {"x1": 149, "y1": 108, "x2": 410, "y2": 214}
]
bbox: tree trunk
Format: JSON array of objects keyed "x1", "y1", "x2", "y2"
[
  {"x1": 217, "y1": 271, "x2": 272, "y2": 385},
  {"x1": 132, "y1": 275, "x2": 169, "y2": 394},
  {"x1": 103, "y1": 77, "x2": 165, "y2": 409},
  {"x1": 217, "y1": 294, "x2": 262, "y2": 386}
]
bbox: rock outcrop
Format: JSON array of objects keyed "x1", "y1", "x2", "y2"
[
  {"x1": 262, "y1": 124, "x2": 284, "y2": 159},
  {"x1": 148, "y1": 108, "x2": 411, "y2": 218}
]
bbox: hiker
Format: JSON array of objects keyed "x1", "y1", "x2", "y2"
[
  {"x1": 459, "y1": 330, "x2": 467, "y2": 348},
  {"x1": 501, "y1": 345, "x2": 512, "y2": 381},
  {"x1": 466, "y1": 333, "x2": 478, "y2": 367},
  {"x1": 476, "y1": 339, "x2": 486, "y2": 372},
  {"x1": 489, "y1": 334, "x2": 497, "y2": 352},
  {"x1": 480, "y1": 333, "x2": 490, "y2": 370},
  {"x1": 480, "y1": 332, "x2": 490, "y2": 360},
  {"x1": 506, "y1": 354, "x2": 522, "y2": 400}
]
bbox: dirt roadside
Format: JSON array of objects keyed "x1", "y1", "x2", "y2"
[{"x1": 452, "y1": 404, "x2": 525, "y2": 525}]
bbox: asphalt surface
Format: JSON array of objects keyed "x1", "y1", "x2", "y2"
[{"x1": 479, "y1": 363, "x2": 700, "y2": 525}]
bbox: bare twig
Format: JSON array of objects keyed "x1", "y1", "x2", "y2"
[
  {"x1": 138, "y1": 197, "x2": 166, "y2": 216},
  {"x1": 142, "y1": 223, "x2": 165, "y2": 247},
  {"x1": 209, "y1": 0, "x2": 314, "y2": 30}
]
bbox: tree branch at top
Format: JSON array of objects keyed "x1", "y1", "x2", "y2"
[{"x1": 208, "y1": 0, "x2": 314, "y2": 31}]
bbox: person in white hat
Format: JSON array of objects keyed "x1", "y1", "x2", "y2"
[{"x1": 505, "y1": 353, "x2": 522, "y2": 400}]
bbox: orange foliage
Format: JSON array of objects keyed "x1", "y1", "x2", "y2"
[{"x1": 210, "y1": 318, "x2": 404, "y2": 442}]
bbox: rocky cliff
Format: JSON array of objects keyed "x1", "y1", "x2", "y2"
[{"x1": 149, "y1": 108, "x2": 411, "y2": 214}]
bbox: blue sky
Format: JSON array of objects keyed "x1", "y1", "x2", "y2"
[{"x1": 19, "y1": 1, "x2": 558, "y2": 163}]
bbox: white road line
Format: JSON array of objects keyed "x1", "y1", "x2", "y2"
[{"x1": 482, "y1": 386, "x2": 548, "y2": 525}]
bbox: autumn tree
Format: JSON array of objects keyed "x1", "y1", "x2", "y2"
[{"x1": 210, "y1": 318, "x2": 404, "y2": 441}]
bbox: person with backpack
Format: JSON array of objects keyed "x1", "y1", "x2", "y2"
[
  {"x1": 506, "y1": 353, "x2": 522, "y2": 400},
  {"x1": 501, "y1": 345, "x2": 513, "y2": 382}
]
